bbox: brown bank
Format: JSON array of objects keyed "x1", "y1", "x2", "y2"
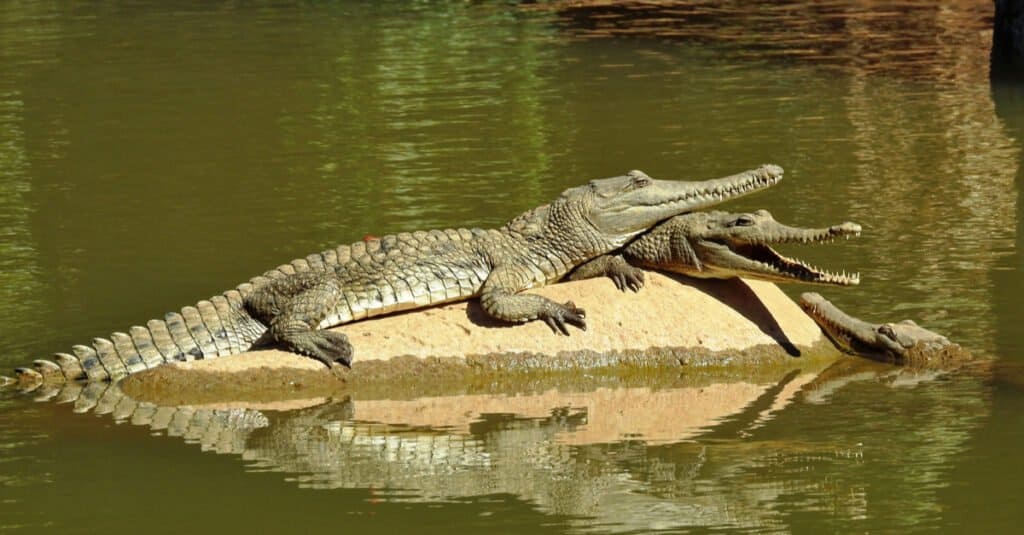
[{"x1": 123, "y1": 272, "x2": 840, "y2": 403}]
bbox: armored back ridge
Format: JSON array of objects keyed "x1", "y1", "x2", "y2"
[{"x1": 4, "y1": 165, "x2": 783, "y2": 389}]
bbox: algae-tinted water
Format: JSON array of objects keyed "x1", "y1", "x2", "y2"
[{"x1": 1, "y1": 1, "x2": 1022, "y2": 532}]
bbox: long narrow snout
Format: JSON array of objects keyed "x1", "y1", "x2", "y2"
[
  {"x1": 681, "y1": 164, "x2": 785, "y2": 206},
  {"x1": 593, "y1": 165, "x2": 784, "y2": 241},
  {"x1": 644, "y1": 164, "x2": 784, "y2": 213},
  {"x1": 799, "y1": 292, "x2": 877, "y2": 350}
]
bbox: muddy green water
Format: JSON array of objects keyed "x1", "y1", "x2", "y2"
[{"x1": 1, "y1": 1, "x2": 1022, "y2": 533}]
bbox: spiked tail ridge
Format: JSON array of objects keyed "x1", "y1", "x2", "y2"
[
  {"x1": 2, "y1": 290, "x2": 268, "y2": 392},
  {"x1": 0, "y1": 236, "x2": 384, "y2": 391},
  {"x1": 0, "y1": 243, "x2": 369, "y2": 391}
]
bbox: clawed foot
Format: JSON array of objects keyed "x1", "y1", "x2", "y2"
[
  {"x1": 597, "y1": 255, "x2": 645, "y2": 292},
  {"x1": 609, "y1": 264, "x2": 645, "y2": 293},
  {"x1": 283, "y1": 330, "x2": 355, "y2": 369},
  {"x1": 541, "y1": 300, "x2": 587, "y2": 335}
]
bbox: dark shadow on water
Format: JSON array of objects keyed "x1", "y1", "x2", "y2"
[
  {"x1": 699, "y1": 368, "x2": 802, "y2": 440},
  {"x1": 991, "y1": 0, "x2": 1024, "y2": 82}
]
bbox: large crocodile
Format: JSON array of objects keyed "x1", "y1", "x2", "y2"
[
  {"x1": 568, "y1": 209, "x2": 862, "y2": 289},
  {"x1": 3, "y1": 165, "x2": 783, "y2": 388},
  {"x1": 799, "y1": 292, "x2": 971, "y2": 365}
]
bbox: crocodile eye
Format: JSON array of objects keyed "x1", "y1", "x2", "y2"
[
  {"x1": 627, "y1": 170, "x2": 653, "y2": 189},
  {"x1": 877, "y1": 324, "x2": 897, "y2": 340},
  {"x1": 729, "y1": 215, "x2": 756, "y2": 227}
]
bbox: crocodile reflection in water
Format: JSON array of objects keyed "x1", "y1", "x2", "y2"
[{"x1": 16, "y1": 360, "x2": 987, "y2": 533}]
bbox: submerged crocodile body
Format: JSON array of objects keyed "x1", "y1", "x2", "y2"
[
  {"x1": 799, "y1": 292, "x2": 970, "y2": 365},
  {"x1": 568, "y1": 209, "x2": 862, "y2": 289},
  {"x1": 3, "y1": 165, "x2": 783, "y2": 388}
]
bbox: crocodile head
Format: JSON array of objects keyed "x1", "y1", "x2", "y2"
[
  {"x1": 799, "y1": 292, "x2": 970, "y2": 365},
  {"x1": 578, "y1": 165, "x2": 784, "y2": 246},
  {"x1": 649, "y1": 209, "x2": 861, "y2": 285}
]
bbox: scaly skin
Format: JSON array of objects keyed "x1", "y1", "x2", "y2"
[
  {"x1": 3, "y1": 165, "x2": 783, "y2": 389},
  {"x1": 568, "y1": 209, "x2": 861, "y2": 289},
  {"x1": 799, "y1": 292, "x2": 971, "y2": 365}
]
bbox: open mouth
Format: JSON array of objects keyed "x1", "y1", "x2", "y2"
[{"x1": 730, "y1": 242, "x2": 860, "y2": 285}]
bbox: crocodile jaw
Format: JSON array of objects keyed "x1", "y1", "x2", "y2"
[
  {"x1": 693, "y1": 242, "x2": 860, "y2": 285},
  {"x1": 671, "y1": 217, "x2": 861, "y2": 285},
  {"x1": 588, "y1": 165, "x2": 783, "y2": 243},
  {"x1": 799, "y1": 292, "x2": 907, "y2": 360}
]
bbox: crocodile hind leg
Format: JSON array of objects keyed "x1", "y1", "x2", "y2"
[
  {"x1": 246, "y1": 275, "x2": 354, "y2": 368},
  {"x1": 263, "y1": 318, "x2": 354, "y2": 368}
]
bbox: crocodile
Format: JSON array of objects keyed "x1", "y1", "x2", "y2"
[
  {"x1": 799, "y1": 292, "x2": 971, "y2": 365},
  {"x1": 2, "y1": 165, "x2": 783, "y2": 389},
  {"x1": 567, "y1": 209, "x2": 862, "y2": 289}
]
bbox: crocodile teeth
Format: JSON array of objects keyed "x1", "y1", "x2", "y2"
[{"x1": 741, "y1": 243, "x2": 860, "y2": 285}]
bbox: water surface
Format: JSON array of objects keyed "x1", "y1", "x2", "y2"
[{"x1": 0, "y1": 1, "x2": 1022, "y2": 533}]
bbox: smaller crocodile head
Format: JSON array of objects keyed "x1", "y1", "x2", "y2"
[
  {"x1": 799, "y1": 292, "x2": 969, "y2": 364},
  {"x1": 649, "y1": 209, "x2": 861, "y2": 285},
  {"x1": 579, "y1": 165, "x2": 783, "y2": 246}
]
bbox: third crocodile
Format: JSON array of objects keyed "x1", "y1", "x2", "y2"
[
  {"x1": 799, "y1": 292, "x2": 970, "y2": 365},
  {"x1": 567, "y1": 209, "x2": 861, "y2": 289},
  {"x1": 4, "y1": 165, "x2": 783, "y2": 388}
]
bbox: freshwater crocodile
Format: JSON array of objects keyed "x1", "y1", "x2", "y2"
[
  {"x1": 567, "y1": 209, "x2": 862, "y2": 288},
  {"x1": 2, "y1": 165, "x2": 783, "y2": 388},
  {"x1": 799, "y1": 292, "x2": 970, "y2": 365}
]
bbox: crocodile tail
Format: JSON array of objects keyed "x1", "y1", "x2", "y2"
[
  {"x1": 3, "y1": 245, "x2": 344, "y2": 389},
  {"x1": 3, "y1": 290, "x2": 268, "y2": 389},
  {"x1": 24, "y1": 380, "x2": 269, "y2": 442}
]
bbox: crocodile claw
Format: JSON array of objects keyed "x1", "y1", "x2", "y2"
[
  {"x1": 611, "y1": 265, "x2": 645, "y2": 293},
  {"x1": 542, "y1": 301, "x2": 587, "y2": 335},
  {"x1": 294, "y1": 330, "x2": 354, "y2": 369}
]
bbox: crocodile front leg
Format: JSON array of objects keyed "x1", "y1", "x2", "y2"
[
  {"x1": 246, "y1": 275, "x2": 354, "y2": 368},
  {"x1": 566, "y1": 254, "x2": 645, "y2": 292},
  {"x1": 479, "y1": 264, "x2": 586, "y2": 335}
]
